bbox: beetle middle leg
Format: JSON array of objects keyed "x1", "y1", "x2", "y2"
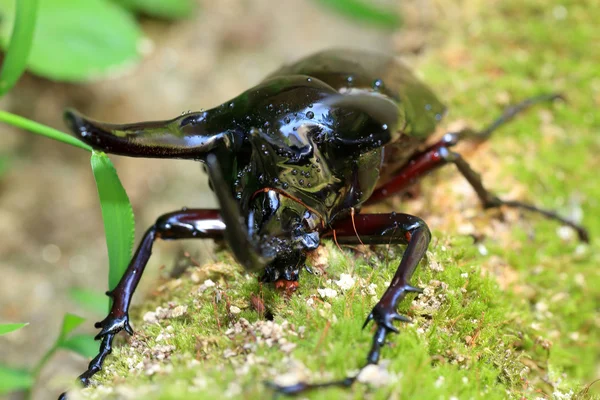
[{"x1": 268, "y1": 212, "x2": 430, "y2": 394}]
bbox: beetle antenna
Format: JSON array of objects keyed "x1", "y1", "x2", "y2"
[{"x1": 350, "y1": 208, "x2": 365, "y2": 246}]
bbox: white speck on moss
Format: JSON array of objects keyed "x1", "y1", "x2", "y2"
[
  {"x1": 223, "y1": 349, "x2": 236, "y2": 358},
  {"x1": 169, "y1": 305, "x2": 187, "y2": 318},
  {"x1": 552, "y1": 389, "x2": 574, "y2": 400},
  {"x1": 192, "y1": 375, "x2": 208, "y2": 390},
  {"x1": 197, "y1": 279, "x2": 216, "y2": 294},
  {"x1": 230, "y1": 305, "x2": 241, "y2": 314},
  {"x1": 429, "y1": 258, "x2": 444, "y2": 272},
  {"x1": 477, "y1": 243, "x2": 488, "y2": 256},
  {"x1": 535, "y1": 301, "x2": 549, "y2": 313},
  {"x1": 204, "y1": 279, "x2": 215, "y2": 287},
  {"x1": 224, "y1": 382, "x2": 242, "y2": 398},
  {"x1": 557, "y1": 225, "x2": 575, "y2": 241},
  {"x1": 574, "y1": 273, "x2": 585, "y2": 287},
  {"x1": 366, "y1": 283, "x2": 377, "y2": 295},
  {"x1": 334, "y1": 273, "x2": 356, "y2": 291},
  {"x1": 143, "y1": 310, "x2": 159, "y2": 324},
  {"x1": 317, "y1": 287, "x2": 338, "y2": 299},
  {"x1": 434, "y1": 375, "x2": 445, "y2": 388},
  {"x1": 142, "y1": 304, "x2": 188, "y2": 325},
  {"x1": 280, "y1": 342, "x2": 297, "y2": 353},
  {"x1": 356, "y1": 360, "x2": 397, "y2": 387},
  {"x1": 272, "y1": 358, "x2": 311, "y2": 387}
]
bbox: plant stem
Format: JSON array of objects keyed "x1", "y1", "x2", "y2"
[
  {"x1": 24, "y1": 344, "x2": 58, "y2": 400},
  {"x1": 0, "y1": 111, "x2": 92, "y2": 152}
]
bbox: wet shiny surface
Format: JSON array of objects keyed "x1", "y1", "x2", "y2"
[
  {"x1": 65, "y1": 49, "x2": 446, "y2": 277},
  {"x1": 67, "y1": 50, "x2": 445, "y2": 227}
]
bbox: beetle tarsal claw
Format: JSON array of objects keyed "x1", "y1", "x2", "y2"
[
  {"x1": 404, "y1": 284, "x2": 423, "y2": 293},
  {"x1": 362, "y1": 312, "x2": 374, "y2": 329},
  {"x1": 392, "y1": 312, "x2": 412, "y2": 323}
]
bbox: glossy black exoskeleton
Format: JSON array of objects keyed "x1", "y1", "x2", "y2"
[{"x1": 60, "y1": 49, "x2": 588, "y2": 398}]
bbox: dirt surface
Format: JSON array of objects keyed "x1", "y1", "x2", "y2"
[{"x1": 0, "y1": 1, "x2": 426, "y2": 398}]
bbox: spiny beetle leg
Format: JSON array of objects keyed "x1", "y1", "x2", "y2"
[
  {"x1": 338, "y1": 215, "x2": 430, "y2": 364},
  {"x1": 368, "y1": 127, "x2": 588, "y2": 242},
  {"x1": 269, "y1": 212, "x2": 430, "y2": 394},
  {"x1": 444, "y1": 150, "x2": 589, "y2": 242},
  {"x1": 60, "y1": 209, "x2": 225, "y2": 399},
  {"x1": 368, "y1": 93, "x2": 564, "y2": 203},
  {"x1": 453, "y1": 93, "x2": 564, "y2": 142}
]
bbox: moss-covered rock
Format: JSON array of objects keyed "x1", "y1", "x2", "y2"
[{"x1": 71, "y1": 0, "x2": 599, "y2": 398}]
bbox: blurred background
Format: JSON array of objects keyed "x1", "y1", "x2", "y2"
[{"x1": 0, "y1": 0, "x2": 598, "y2": 399}]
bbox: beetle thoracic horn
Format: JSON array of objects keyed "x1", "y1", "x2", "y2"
[{"x1": 64, "y1": 109, "x2": 231, "y2": 160}]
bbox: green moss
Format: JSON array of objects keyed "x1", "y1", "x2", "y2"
[{"x1": 72, "y1": 0, "x2": 599, "y2": 398}]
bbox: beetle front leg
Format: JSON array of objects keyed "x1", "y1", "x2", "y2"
[
  {"x1": 269, "y1": 213, "x2": 430, "y2": 394},
  {"x1": 333, "y1": 213, "x2": 431, "y2": 364},
  {"x1": 61, "y1": 209, "x2": 225, "y2": 397}
]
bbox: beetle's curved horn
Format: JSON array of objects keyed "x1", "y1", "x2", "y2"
[{"x1": 64, "y1": 109, "x2": 231, "y2": 160}]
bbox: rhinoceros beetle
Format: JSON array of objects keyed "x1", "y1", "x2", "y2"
[{"x1": 60, "y1": 49, "x2": 588, "y2": 397}]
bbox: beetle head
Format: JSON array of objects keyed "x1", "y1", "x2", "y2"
[{"x1": 246, "y1": 189, "x2": 321, "y2": 282}]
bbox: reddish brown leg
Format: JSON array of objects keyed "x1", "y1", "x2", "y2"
[
  {"x1": 269, "y1": 212, "x2": 430, "y2": 394},
  {"x1": 368, "y1": 93, "x2": 566, "y2": 203},
  {"x1": 367, "y1": 94, "x2": 587, "y2": 241},
  {"x1": 58, "y1": 209, "x2": 226, "y2": 400},
  {"x1": 367, "y1": 133, "x2": 588, "y2": 241}
]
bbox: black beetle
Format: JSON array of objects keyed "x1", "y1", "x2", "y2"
[{"x1": 61, "y1": 49, "x2": 588, "y2": 397}]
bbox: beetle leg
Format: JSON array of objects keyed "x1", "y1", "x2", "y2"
[
  {"x1": 454, "y1": 93, "x2": 564, "y2": 142},
  {"x1": 443, "y1": 150, "x2": 589, "y2": 241},
  {"x1": 63, "y1": 209, "x2": 225, "y2": 394},
  {"x1": 268, "y1": 213, "x2": 430, "y2": 394},
  {"x1": 368, "y1": 136, "x2": 588, "y2": 242}
]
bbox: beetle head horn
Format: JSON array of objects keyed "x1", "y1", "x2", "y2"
[{"x1": 64, "y1": 109, "x2": 232, "y2": 160}]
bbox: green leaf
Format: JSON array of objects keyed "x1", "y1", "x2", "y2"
[
  {"x1": 0, "y1": 110, "x2": 92, "y2": 152},
  {"x1": 60, "y1": 334, "x2": 98, "y2": 358},
  {"x1": 90, "y1": 151, "x2": 135, "y2": 291},
  {"x1": 0, "y1": 0, "x2": 38, "y2": 96},
  {"x1": 314, "y1": 0, "x2": 401, "y2": 29},
  {"x1": 115, "y1": 0, "x2": 196, "y2": 20},
  {"x1": 0, "y1": 0, "x2": 142, "y2": 81},
  {"x1": 59, "y1": 313, "x2": 86, "y2": 341},
  {"x1": 0, "y1": 366, "x2": 33, "y2": 394},
  {"x1": 0, "y1": 322, "x2": 28, "y2": 335},
  {"x1": 69, "y1": 288, "x2": 108, "y2": 315}
]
